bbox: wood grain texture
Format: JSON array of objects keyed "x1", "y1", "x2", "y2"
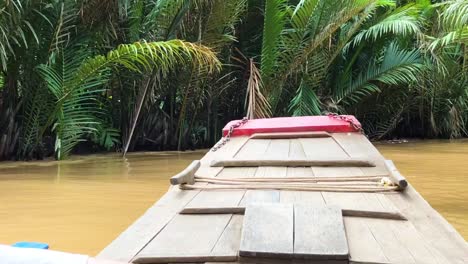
[
  {"x1": 98, "y1": 137, "x2": 249, "y2": 262},
  {"x1": 332, "y1": 133, "x2": 388, "y2": 176},
  {"x1": 180, "y1": 207, "x2": 406, "y2": 221},
  {"x1": 100, "y1": 132, "x2": 468, "y2": 264},
  {"x1": 300, "y1": 137, "x2": 348, "y2": 159},
  {"x1": 249, "y1": 131, "x2": 331, "y2": 139},
  {"x1": 294, "y1": 205, "x2": 349, "y2": 260},
  {"x1": 170, "y1": 160, "x2": 200, "y2": 185},
  {"x1": 239, "y1": 203, "x2": 294, "y2": 258},
  {"x1": 134, "y1": 212, "x2": 233, "y2": 260},
  {"x1": 384, "y1": 160, "x2": 408, "y2": 189},
  {"x1": 96, "y1": 188, "x2": 201, "y2": 262},
  {"x1": 211, "y1": 159, "x2": 376, "y2": 167}
]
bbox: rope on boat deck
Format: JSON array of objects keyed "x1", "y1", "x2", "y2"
[{"x1": 180, "y1": 175, "x2": 399, "y2": 193}]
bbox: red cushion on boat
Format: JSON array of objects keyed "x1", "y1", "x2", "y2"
[{"x1": 222, "y1": 116, "x2": 361, "y2": 137}]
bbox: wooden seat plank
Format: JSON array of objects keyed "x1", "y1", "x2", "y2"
[
  {"x1": 239, "y1": 203, "x2": 294, "y2": 258},
  {"x1": 294, "y1": 205, "x2": 348, "y2": 261}
]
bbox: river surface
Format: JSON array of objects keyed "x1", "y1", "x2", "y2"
[{"x1": 0, "y1": 141, "x2": 467, "y2": 255}]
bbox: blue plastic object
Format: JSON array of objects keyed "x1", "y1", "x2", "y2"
[{"x1": 12, "y1": 242, "x2": 49, "y2": 249}]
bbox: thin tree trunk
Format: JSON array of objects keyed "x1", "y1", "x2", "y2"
[{"x1": 122, "y1": 77, "x2": 152, "y2": 156}]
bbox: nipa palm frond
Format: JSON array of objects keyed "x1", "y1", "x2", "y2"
[
  {"x1": 349, "y1": 4, "x2": 423, "y2": 47},
  {"x1": 288, "y1": 78, "x2": 322, "y2": 116},
  {"x1": 245, "y1": 59, "x2": 272, "y2": 119},
  {"x1": 38, "y1": 40, "x2": 221, "y2": 159},
  {"x1": 261, "y1": 0, "x2": 288, "y2": 81},
  {"x1": 202, "y1": 0, "x2": 247, "y2": 50},
  {"x1": 335, "y1": 42, "x2": 423, "y2": 106}
]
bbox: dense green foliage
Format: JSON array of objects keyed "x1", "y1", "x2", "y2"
[{"x1": 0, "y1": 0, "x2": 466, "y2": 160}]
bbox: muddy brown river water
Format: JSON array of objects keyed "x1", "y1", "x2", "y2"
[{"x1": 0, "y1": 141, "x2": 466, "y2": 255}]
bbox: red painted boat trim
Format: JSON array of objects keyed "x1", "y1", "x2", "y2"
[{"x1": 222, "y1": 116, "x2": 361, "y2": 137}]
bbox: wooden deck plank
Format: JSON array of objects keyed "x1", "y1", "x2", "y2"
[
  {"x1": 133, "y1": 214, "x2": 234, "y2": 262},
  {"x1": 185, "y1": 168, "x2": 256, "y2": 209},
  {"x1": 233, "y1": 139, "x2": 271, "y2": 159},
  {"x1": 264, "y1": 139, "x2": 290, "y2": 159},
  {"x1": 96, "y1": 188, "x2": 202, "y2": 262},
  {"x1": 344, "y1": 217, "x2": 389, "y2": 263},
  {"x1": 332, "y1": 133, "x2": 388, "y2": 175},
  {"x1": 281, "y1": 167, "x2": 325, "y2": 206},
  {"x1": 100, "y1": 131, "x2": 468, "y2": 264},
  {"x1": 98, "y1": 137, "x2": 249, "y2": 262},
  {"x1": 239, "y1": 203, "x2": 294, "y2": 258},
  {"x1": 211, "y1": 215, "x2": 243, "y2": 256},
  {"x1": 390, "y1": 220, "x2": 439, "y2": 264},
  {"x1": 387, "y1": 187, "x2": 468, "y2": 263},
  {"x1": 365, "y1": 218, "x2": 416, "y2": 264},
  {"x1": 300, "y1": 137, "x2": 348, "y2": 159},
  {"x1": 294, "y1": 205, "x2": 348, "y2": 261},
  {"x1": 288, "y1": 139, "x2": 306, "y2": 159},
  {"x1": 238, "y1": 167, "x2": 286, "y2": 206},
  {"x1": 249, "y1": 131, "x2": 331, "y2": 139},
  {"x1": 312, "y1": 166, "x2": 389, "y2": 264}
]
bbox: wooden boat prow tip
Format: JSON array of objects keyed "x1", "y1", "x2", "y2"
[{"x1": 98, "y1": 115, "x2": 468, "y2": 264}]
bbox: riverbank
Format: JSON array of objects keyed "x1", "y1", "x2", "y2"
[{"x1": 0, "y1": 141, "x2": 466, "y2": 255}]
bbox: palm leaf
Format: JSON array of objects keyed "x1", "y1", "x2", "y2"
[
  {"x1": 245, "y1": 58, "x2": 272, "y2": 119},
  {"x1": 335, "y1": 42, "x2": 423, "y2": 106},
  {"x1": 37, "y1": 40, "x2": 221, "y2": 159},
  {"x1": 289, "y1": 78, "x2": 322, "y2": 116},
  {"x1": 260, "y1": 0, "x2": 288, "y2": 82}
]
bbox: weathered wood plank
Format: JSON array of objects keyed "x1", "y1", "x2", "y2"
[
  {"x1": 281, "y1": 167, "x2": 325, "y2": 206},
  {"x1": 387, "y1": 185, "x2": 468, "y2": 263},
  {"x1": 239, "y1": 203, "x2": 294, "y2": 258},
  {"x1": 169, "y1": 160, "x2": 201, "y2": 185},
  {"x1": 311, "y1": 166, "x2": 389, "y2": 264},
  {"x1": 135, "y1": 214, "x2": 234, "y2": 262},
  {"x1": 300, "y1": 137, "x2": 349, "y2": 159},
  {"x1": 96, "y1": 188, "x2": 201, "y2": 262},
  {"x1": 211, "y1": 215, "x2": 244, "y2": 256},
  {"x1": 98, "y1": 137, "x2": 249, "y2": 262},
  {"x1": 133, "y1": 255, "x2": 237, "y2": 263},
  {"x1": 384, "y1": 160, "x2": 408, "y2": 189},
  {"x1": 249, "y1": 131, "x2": 331, "y2": 139},
  {"x1": 239, "y1": 166, "x2": 285, "y2": 207},
  {"x1": 288, "y1": 139, "x2": 307, "y2": 159},
  {"x1": 233, "y1": 139, "x2": 271, "y2": 159},
  {"x1": 344, "y1": 217, "x2": 389, "y2": 263},
  {"x1": 332, "y1": 133, "x2": 388, "y2": 176},
  {"x1": 180, "y1": 206, "x2": 406, "y2": 220},
  {"x1": 294, "y1": 205, "x2": 348, "y2": 260},
  {"x1": 186, "y1": 168, "x2": 255, "y2": 209},
  {"x1": 211, "y1": 159, "x2": 376, "y2": 167},
  {"x1": 263, "y1": 139, "x2": 290, "y2": 159},
  {"x1": 238, "y1": 140, "x2": 289, "y2": 206}
]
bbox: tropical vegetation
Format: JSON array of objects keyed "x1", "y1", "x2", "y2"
[{"x1": 0, "y1": 0, "x2": 466, "y2": 160}]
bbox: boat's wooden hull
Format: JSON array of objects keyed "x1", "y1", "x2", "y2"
[{"x1": 98, "y1": 132, "x2": 468, "y2": 264}]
